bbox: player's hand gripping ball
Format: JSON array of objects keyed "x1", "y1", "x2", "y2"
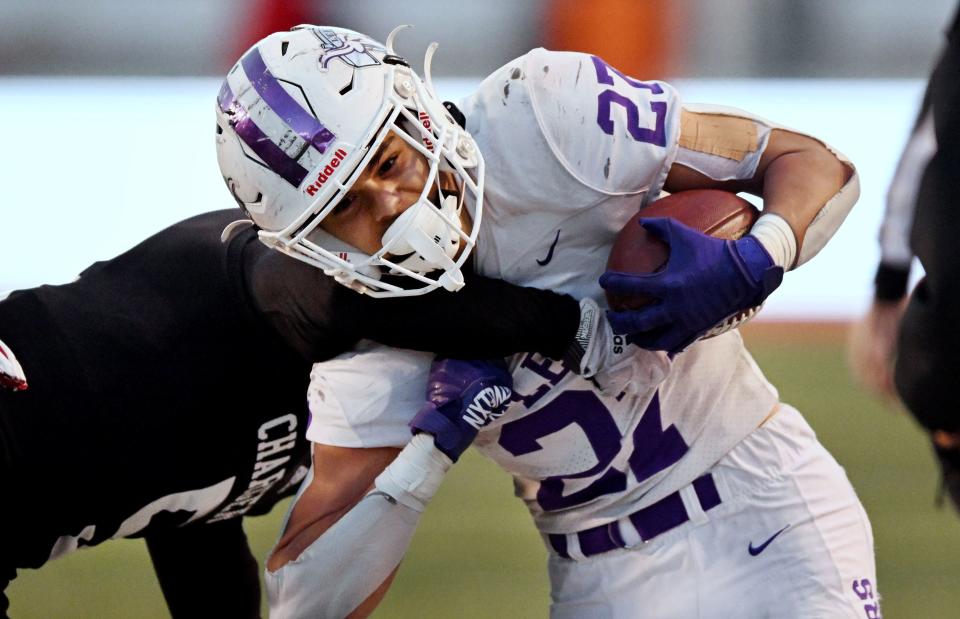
[{"x1": 601, "y1": 189, "x2": 781, "y2": 354}]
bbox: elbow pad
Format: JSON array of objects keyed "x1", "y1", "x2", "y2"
[{"x1": 796, "y1": 160, "x2": 859, "y2": 266}]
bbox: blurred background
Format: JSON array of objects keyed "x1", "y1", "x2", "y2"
[
  {"x1": 3, "y1": 1, "x2": 959, "y2": 617},
  {"x1": 0, "y1": 0, "x2": 954, "y2": 78},
  {"x1": 1, "y1": 0, "x2": 956, "y2": 314}
]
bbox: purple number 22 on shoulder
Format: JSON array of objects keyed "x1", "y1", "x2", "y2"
[{"x1": 592, "y1": 55, "x2": 667, "y2": 147}]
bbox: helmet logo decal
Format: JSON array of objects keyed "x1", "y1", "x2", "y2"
[
  {"x1": 314, "y1": 28, "x2": 383, "y2": 71},
  {"x1": 241, "y1": 48, "x2": 337, "y2": 154},
  {"x1": 218, "y1": 47, "x2": 340, "y2": 188},
  {"x1": 218, "y1": 81, "x2": 310, "y2": 187}
]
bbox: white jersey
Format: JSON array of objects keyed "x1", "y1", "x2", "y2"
[{"x1": 307, "y1": 49, "x2": 779, "y2": 534}]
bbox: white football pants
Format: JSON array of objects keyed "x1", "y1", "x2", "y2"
[{"x1": 548, "y1": 405, "x2": 879, "y2": 619}]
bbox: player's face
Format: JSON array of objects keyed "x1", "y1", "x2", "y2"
[{"x1": 320, "y1": 132, "x2": 434, "y2": 255}]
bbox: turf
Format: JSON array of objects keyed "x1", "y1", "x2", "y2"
[{"x1": 7, "y1": 323, "x2": 959, "y2": 617}]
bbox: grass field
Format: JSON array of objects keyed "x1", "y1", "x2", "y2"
[{"x1": 8, "y1": 322, "x2": 959, "y2": 618}]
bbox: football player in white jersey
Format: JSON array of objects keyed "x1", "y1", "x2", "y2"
[{"x1": 215, "y1": 26, "x2": 877, "y2": 618}]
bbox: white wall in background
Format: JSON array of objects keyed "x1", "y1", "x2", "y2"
[{"x1": 0, "y1": 77, "x2": 926, "y2": 318}]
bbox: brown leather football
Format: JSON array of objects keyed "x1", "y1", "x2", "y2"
[{"x1": 605, "y1": 189, "x2": 760, "y2": 311}]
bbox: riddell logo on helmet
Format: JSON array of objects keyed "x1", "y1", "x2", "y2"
[
  {"x1": 419, "y1": 112, "x2": 435, "y2": 152},
  {"x1": 304, "y1": 148, "x2": 349, "y2": 196}
]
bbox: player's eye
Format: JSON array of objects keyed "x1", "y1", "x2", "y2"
[
  {"x1": 378, "y1": 155, "x2": 398, "y2": 176},
  {"x1": 331, "y1": 194, "x2": 356, "y2": 216}
]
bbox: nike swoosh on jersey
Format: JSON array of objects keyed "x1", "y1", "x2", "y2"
[
  {"x1": 748, "y1": 524, "x2": 791, "y2": 556},
  {"x1": 536, "y1": 229, "x2": 562, "y2": 266}
]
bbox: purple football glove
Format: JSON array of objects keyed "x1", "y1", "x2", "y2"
[
  {"x1": 409, "y1": 358, "x2": 513, "y2": 462},
  {"x1": 600, "y1": 217, "x2": 783, "y2": 354}
]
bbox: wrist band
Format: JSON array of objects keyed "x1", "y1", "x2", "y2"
[{"x1": 749, "y1": 213, "x2": 797, "y2": 270}]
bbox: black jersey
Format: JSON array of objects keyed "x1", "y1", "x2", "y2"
[
  {"x1": 0, "y1": 209, "x2": 580, "y2": 571},
  {"x1": 0, "y1": 210, "x2": 319, "y2": 569},
  {"x1": 894, "y1": 8, "x2": 960, "y2": 431}
]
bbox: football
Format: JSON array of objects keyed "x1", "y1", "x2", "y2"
[{"x1": 605, "y1": 189, "x2": 760, "y2": 311}]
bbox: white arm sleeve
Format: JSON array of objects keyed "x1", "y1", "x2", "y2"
[
  {"x1": 266, "y1": 434, "x2": 451, "y2": 619},
  {"x1": 879, "y1": 108, "x2": 935, "y2": 268}
]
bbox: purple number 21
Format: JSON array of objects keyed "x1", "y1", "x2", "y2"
[
  {"x1": 592, "y1": 56, "x2": 667, "y2": 147},
  {"x1": 499, "y1": 390, "x2": 688, "y2": 511}
]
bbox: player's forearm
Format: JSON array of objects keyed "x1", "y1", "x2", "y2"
[
  {"x1": 753, "y1": 131, "x2": 852, "y2": 254},
  {"x1": 762, "y1": 134, "x2": 859, "y2": 269},
  {"x1": 266, "y1": 435, "x2": 452, "y2": 619},
  {"x1": 267, "y1": 491, "x2": 421, "y2": 619},
  {"x1": 268, "y1": 500, "x2": 357, "y2": 572},
  {"x1": 268, "y1": 445, "x2": 401, "y2": 572}
]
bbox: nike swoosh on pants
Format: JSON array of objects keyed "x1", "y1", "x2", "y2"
[{"x1": 748, "y1": 524, "x2": 791, "y2": 556}]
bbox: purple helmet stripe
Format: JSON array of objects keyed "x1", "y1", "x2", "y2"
[
  {"x1": 218, "y1": 81, "x2": 309, "y2": 187},
  {"x1": 241, "y1": 48, "x2": 337, "y2": 154}
]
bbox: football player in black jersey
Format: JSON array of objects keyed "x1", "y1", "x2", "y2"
[
  {"x1": 0, "y1": 208, "x2": 623, "y2": 618},
  {"x1": 850, "y1": 4, "x2": 960, "y2": 511}
]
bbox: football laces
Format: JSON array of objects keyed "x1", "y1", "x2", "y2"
[{"x1": 701, "y1": 303, "x2": 764, "y2": 340}]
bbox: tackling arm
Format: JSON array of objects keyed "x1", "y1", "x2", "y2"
[
  {"x1": 251, "y1": 246, "x2": 626, "y2": 381},
  {"x1": 336, "y1": 272, "x2": 581, "y2": 361}
]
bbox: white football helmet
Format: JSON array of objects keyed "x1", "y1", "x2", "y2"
[{"x1": 215, "y1": 25, "x2": 484, "y2": 297}]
